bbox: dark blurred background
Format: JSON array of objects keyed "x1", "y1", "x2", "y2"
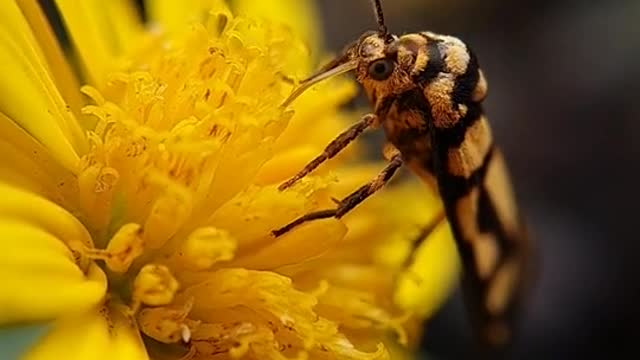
[{"x1": 316, "y1": 0, "x2": 640, "y2": 359}]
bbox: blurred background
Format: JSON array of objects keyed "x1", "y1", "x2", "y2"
[{"x1": 314, "y1": 0, "x2": 640, "y2": 359}]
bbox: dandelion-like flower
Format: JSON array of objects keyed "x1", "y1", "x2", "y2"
[{"x1": 0, "y1": 1, "x2": 460, "y2": 359}]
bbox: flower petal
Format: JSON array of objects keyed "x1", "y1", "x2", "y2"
[
  {"x1": 233, "y1": 0, "x2": 323, "y2": 51},
  {"x1": 205, "y1": 182, "x2": 330, "y2": 251},
  {"x1": 337, "y1": 178, "x2": 461, "y2": 318},
  {"x1": 0, "y1": 217, "x2": 106, "y2": 324},
  {"x1": 0, "y1": 113, "x2": 77, "y2": 206},
  {"x1": 23, "y1": 309, "x2": 148, "y2": 360},
  {"x1": 98, "y1": 0, "x2": 144, "y2": 56},
  {"x1": 15, "y1": 0, "x2": 84, "y2": 117},
  {"x1": 108, "y1": 309, "x2": 151, "y2": 360},
  {"x1": 254, "y1": 146, "x2": 318, "y2": 185},
  {"x1": 182, "y1": 269, "x2": 388, "y2": 359},
  {"x1": 0, "y1": 182, "x2": 94, "y2": 253},
  {"x1": 0, "y1": 182, "x2": 106, "y2": 325},
  {"x1": 147, "y1": 0, "x2": 229, "y2": 35},
  {"x1": 0, "y1": 1, "x2": 85, "y2": 171},
  {"x1": 53, "y1": 0, "x2": 142, "y2": 87},
  {"x1": 394, "y1": 222, "x2": 461, "y2": 317},
  {"x1": 232, "y1": 218, "x2": 347, "y2": 270},
  {"x1": 274, "y1": 81, "x2": 357, "y2": 152}
]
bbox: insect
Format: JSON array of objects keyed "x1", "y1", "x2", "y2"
[{"x1": 272, "y1": 0, "x2": 532, "y2": 354}]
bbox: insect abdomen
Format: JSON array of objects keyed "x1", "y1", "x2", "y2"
[{"x1": 419, "y1": 34, "x2": 529, "y2": 348}]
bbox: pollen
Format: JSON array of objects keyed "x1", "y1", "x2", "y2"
[{"x1": 83, "y1": 223, "x2": 144, "y2": 273}]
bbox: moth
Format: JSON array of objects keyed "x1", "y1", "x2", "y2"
[{"x1": 272, "y1": 0, "x2": 532, "y2": 353}]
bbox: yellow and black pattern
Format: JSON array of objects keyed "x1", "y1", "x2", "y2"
[
  {"x1": 371, "y1": 30, "x2": 529, "y2": 347},
  {"x1": 273, "y1": 0, "x2": 531, "y2": 352}
]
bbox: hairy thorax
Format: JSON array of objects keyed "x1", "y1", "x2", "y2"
[{"x1": 379, "y1": 91, "x2": 436, "y2": 186}]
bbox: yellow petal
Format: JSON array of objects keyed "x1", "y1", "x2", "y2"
[
  {"x1": 201, "y1": 128, "x2": 276, "y2": 213},
  {"x1": 387, "y1": 341, "x2": 417, "y2": 360},
  {"x1": 274, "y1": 81, "x2": 358, "y2": 153},
  {"x1": 53, "y1": 0, "x2": 142, "y2": 87},
  {"x1": 182, "y1": 269, "x2": 389, "y2": 359},
  {"x1": 147, "y1": 0, "x2": 227, "y2": 35},
  {"x1": 318, "y1": 284, "x2": 407, "y2": 342},
  {"x1": 253, "y1": 146, "x2": 318, "y2": 185},
  {"x1": 0, "y1": 182, "x2": 94, "y2": 255},
  {"x1": 0, "y1": 113, "x2": 77, "y2": 206},
  {"x1": 205, "y1": 182, "x2": 327, "y2": 251},
  {"x1": 231, "y1": 218, "x2": 347, "y2": 270},
  {"x1": 100, "y1": 0, "x2": 144, "y2": 56},
  {"x1": 108, "y1": 312, "x2": 150, "y2": 360},
  {"x1": 0, "y1": 184, "x2": 105, "y2": 325},
  {"x1": 15, "y1": 0, "x2": 84, "y2": 117},
  {"x1": 0, "y1": 219, "x2": 106, "y2": 324},
  {"x1": 0, "y1": 1, "x2": 84, "y2": 171},
  {"x1": 233, "y1": 0, "x2": 323, "y2": 52},
  {"x1": 23, "y1": 309, "x2": 148, "y2": 360},
  {"x1": 394, "y1": 222, "x2": 461, "y2": 317}
]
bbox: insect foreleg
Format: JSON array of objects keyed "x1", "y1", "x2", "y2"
[
  {"x1": 278, "y1": 113, "x2": 378, "y2": 191},
  {"x1": 337, "y1": 153, "x2": 402, "y2": 215},
  {"x1": 272, "y1": 154, "x2": 403, "y2": 237}
]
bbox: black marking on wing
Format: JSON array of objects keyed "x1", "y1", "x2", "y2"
[
  {"x1": 451, "y1": 48, "x2": 480, "y2": 106},
  {"x1": 415, "y1": 34, "x2": 444, "y2": 85},
  {"x1": 477, "y1": 185, "x2": 513, "y2": 258},
  {"x1": 433, "y1": 102, "x2": 483, "y2": 149},
  {"x1": 437, "y1": 145, "x2": 494, "y2": 200}
]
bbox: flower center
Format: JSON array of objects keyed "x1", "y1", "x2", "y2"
[
  {"x1": 61, "y1": 5, "x2": 417, "y2": 359},
  {"x1": 73, "y1": 11, "x2": 301, "y2": 353}
]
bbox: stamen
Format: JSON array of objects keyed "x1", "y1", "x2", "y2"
[
  {"x1": 83, "y1": 223, "x2": 144, "y2": 272},
  {"x1": 177, "y1": 227, "x2": 237, "y2": 270},
  {"x1": 80, "y1": 85, "x2": 106, "y2": 106},
  {"x1": 389, "y1": 312, "x2": 412, "y2": 346},
  {"x1": 77, "y1": 164, "x2": 119, "y2": 230},
  {"x1": 138, "y1": 298, "x2": 199, "y2": 344},
  {"x1": 227, "y1": 324, "x2": 262, "y2": 358},
  {"x1": 309, "y1": 280, "x2": 330, "y2": 298},
  {"x1": 132, "y1": 264, "x2": 179, "y2": 308},
  {"x1": 143, "y1": 192, "x2": 192, "y2": 249}
]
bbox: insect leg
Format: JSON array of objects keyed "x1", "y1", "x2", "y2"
[
  {"x1": 402, "y1": 211, "x2": 447, "y2": 269},
  {"x1": 278, "y1": 113, "x2": 378, "y2": 191},
  {"x1": 397, "y1": 211, "x2": 447, "y2": 287},
  {"x1": 272, "y1": 154, "x2": 403, "y2": 236}
]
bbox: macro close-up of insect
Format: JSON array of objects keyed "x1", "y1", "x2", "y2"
[
  {"x1": 272, "y1": 0, "x2": 532, "y2": 356},
  {"x1": 0, "y1": 0, "x2": 637, "y2": 359}
]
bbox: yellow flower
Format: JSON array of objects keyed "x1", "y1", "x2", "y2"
[{"x1": 0, "y1": 1, "x2": 460, "y2": 359}]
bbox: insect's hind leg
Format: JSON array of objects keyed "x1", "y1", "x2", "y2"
[
  {"x1": 278, "y1": 113, "x2": 378, "y2": 191},
  {"x1": 402, "y1": 211, "x2": 447, "y2": 268},
  {"x1": 272, "y1": 154, "x2": 403, "y2": 237}
]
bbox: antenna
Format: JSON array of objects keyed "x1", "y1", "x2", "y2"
[{"x1": 371, "y1": 0, "x2": 392, "y2": 42}]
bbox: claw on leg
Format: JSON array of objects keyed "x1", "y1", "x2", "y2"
[{"x1": 271, "y1": 209, "x2": 337, "y2": 237}]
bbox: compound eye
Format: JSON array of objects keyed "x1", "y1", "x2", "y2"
[{"x1": 367, "y1": 58, "x2": 395, "y2": 81}]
